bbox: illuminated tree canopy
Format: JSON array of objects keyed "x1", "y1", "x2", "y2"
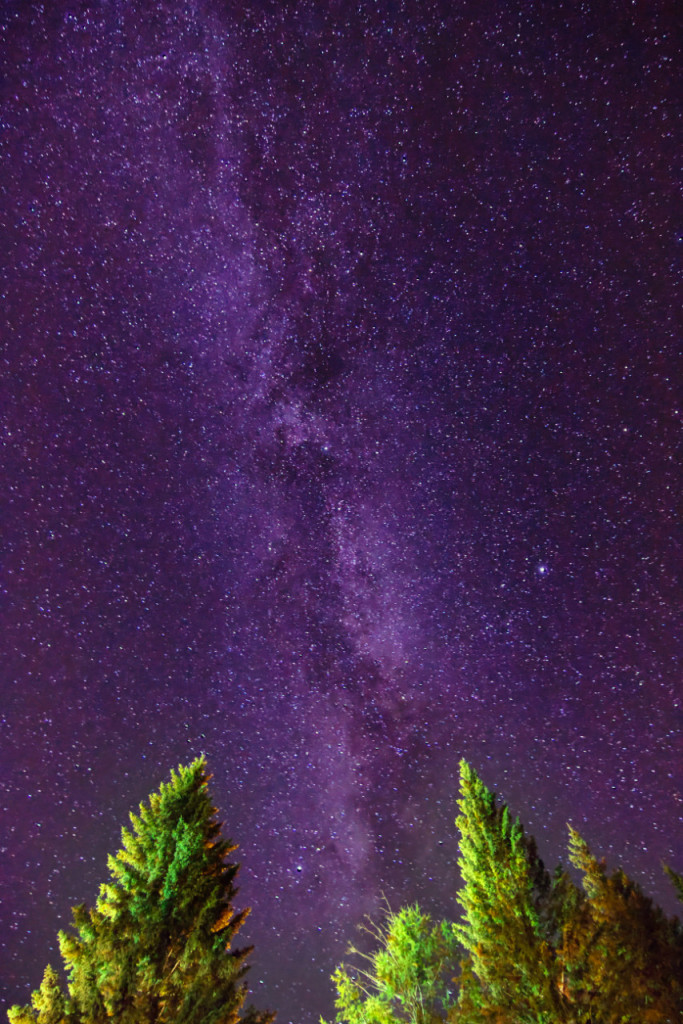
[
  {"x1": 328, "y1": 761, "x2": 683, "y2": 1024},
  {"x1": 9, "y1": 759, "x2": 273, "y2": 1024}
]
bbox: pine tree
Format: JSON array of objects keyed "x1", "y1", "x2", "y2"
[
  {"x1": 452, "y1": 760, "x2": 568, "y2": 1024},
  {"x1": 7, "y1": 966, "x2": 68, "y2": 1024},
  {"x1": 663, "y1": 864, "x2": 683, "y2": 904},
  {"x1": 8, "y1": 758, "x2": 273, "y2": 1024},
  {"x1": 326, "y1": 902, "x2": 459, "y2": 1024},
  {"x1": 557, "y1": 827, "x2": 683, "y2": 1023}
]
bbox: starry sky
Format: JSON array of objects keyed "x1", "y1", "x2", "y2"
[{"x1": 1, "y1": 1, "x2": 681, "y2": 1021}]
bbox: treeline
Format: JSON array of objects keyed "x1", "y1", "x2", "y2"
[
  {"x1": 9, "y1": 760, "x2": 682, "y2": 1024},
  {"x1": 329, "y1": 761, "x2": 683, "y2": 1024}
]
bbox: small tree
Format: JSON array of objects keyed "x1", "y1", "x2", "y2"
[
  {"x1": 8, "y1": 966, "x2": 68, "y2": 1024},
  {"x1": 326, "y1": 902, "x2": 459, "y2": 1024},
  {"x1": 664, "y1": 864, "x2": 683, "y2": 905},
  {"x1": 9, "y1": 758, "x2": 273, "y2": 1024}
]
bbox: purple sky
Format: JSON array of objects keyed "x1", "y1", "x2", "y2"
[{"x1": 1, "y1": 2, "x2": 680, "y2": 1022}]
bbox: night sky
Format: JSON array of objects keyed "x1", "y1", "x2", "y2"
[{"x1": 1, "y1": 2, "x2": 681, "y2": 1021}]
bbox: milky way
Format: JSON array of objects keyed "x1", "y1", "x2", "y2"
[{"x1": 1, "y1": 3, "x2": 680, "y2": 1022}]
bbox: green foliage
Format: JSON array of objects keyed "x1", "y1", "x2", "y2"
[
  {"x1": 325, "y1": 902, "x2": 459, "y2": 1024},
  {"x1": 664, "y1": 864, "x2": 683, "y2": 904},
  {"x1": 453, "y1": 759, "x2": 567, "y2": 1023},
  {"x1": 9, "y1": 759, "x2": 273, "y2": 1024},
  {"x1": 327, "y1": 761, "x2": 683, "y2": 1024},
  {"x1": 7, "y1": 966, "x2": 69, "y2": 1024},
  {"x1": 557, "y1": 827, "x2": 683, "y2": 1022},
  {"x1": 11, "y1": 758, "x2": 682, "y2": 1024}
]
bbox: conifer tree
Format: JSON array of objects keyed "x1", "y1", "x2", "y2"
[
  {"x1": 7, "y1": 966, "x2": 68, "y2": 1024},
  {"x1": 452, "y1": 760, "x2": 568, "y2": 1023},
  {"x1": 8, "y1": 758, "x2": 273, "y2": 1024},
  {"x1": 664, "y1": 864, "x2": 683, "y2": 904},
  {"x1": 557, "y1": 827, "x2": 683, "y2": 1023}
]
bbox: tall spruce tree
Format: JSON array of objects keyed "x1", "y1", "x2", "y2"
[
  {"x1": 557, "y1": 827, "x2": 683, "y2": 1023},
  {"x1": 452, "y1": 760, "x2": 568, "y2": 1024},
  {"x1": 8, "y1": 758, "x2": 273, "y2": 1024}
]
